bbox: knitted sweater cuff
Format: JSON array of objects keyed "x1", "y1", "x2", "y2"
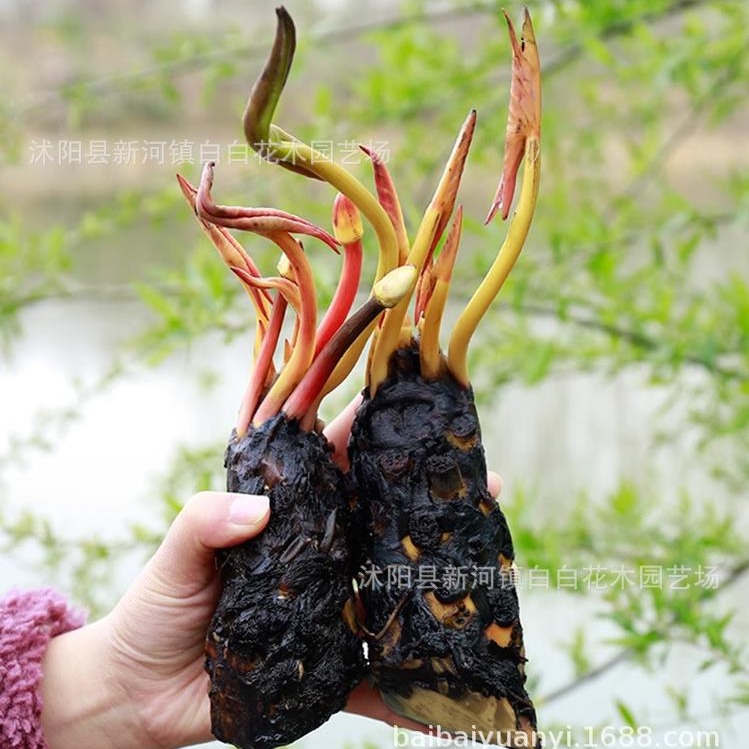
[{"x1": 0, "y1": 589, "x2": 86, "y2": 749}]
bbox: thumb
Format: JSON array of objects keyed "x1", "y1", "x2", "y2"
[{"x1": 145, "y1": 491, "x2": 270, "y2": 597}]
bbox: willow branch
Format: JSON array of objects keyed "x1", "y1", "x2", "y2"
[{"x1": 541, "y1": 558, "x2": 749, "y2": 706}]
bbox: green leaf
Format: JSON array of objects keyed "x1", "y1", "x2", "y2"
[{"x1": 615, "y1": 699, "x2": 638, "y2": 729}]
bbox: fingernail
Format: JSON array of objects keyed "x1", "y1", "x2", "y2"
[{"x1": 229, "y1": 495, "x2": 270, "y2": 526}]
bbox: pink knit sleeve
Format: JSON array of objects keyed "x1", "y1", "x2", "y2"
[{"x1": 0, "y1": 589, "x2": 86, "y2": 749}]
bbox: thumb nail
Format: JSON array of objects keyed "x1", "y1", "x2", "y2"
[{"x1": 228, "y1": 495, "x2": 270, "y2": 526}]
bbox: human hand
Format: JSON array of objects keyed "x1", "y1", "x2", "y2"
[
  {"x1": 41, "y1": 491, "x2": 270, "y2": 749},
  {"x1": 40, "y1": 398, "x2": 502, "y2": 749}
]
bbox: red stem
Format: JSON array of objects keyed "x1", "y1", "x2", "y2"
[
  {"x1": 283, "y1": 296, "x2": 385, "y2": 422},
  {"x1": 252, "y1": 232, "x2": 317, "y2": 425},
  {"x1": 313, "y1": 238, "x2": 363, "y2": 357},
  {"x1": 235, "y1": 293, "x2": 288, "y2": 437}
]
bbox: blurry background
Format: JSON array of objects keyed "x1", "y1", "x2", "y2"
[{"x1": 1, "y1": 0, "x2": 748, "y2": 747}]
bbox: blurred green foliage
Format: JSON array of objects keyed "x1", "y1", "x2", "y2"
[{"x1": 1, "y1": 0, "x2": 748, "y2": 745}]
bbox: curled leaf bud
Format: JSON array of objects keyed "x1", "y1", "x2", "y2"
[
  {"x1": 243, "y1": 7, "x2": 295, "y2": 155},
  {"x1": 332, "y1": 193, "x2": 364, "y2": 244},
  {"x1": 373, "y1": 265, "x2": 417, "y2": 308},
  {"x1": 277, "y1": 254, "x2": 293, "y2": 280}
]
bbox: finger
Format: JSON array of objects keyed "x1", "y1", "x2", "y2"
[
  {"x1": 344, "y1": 681, "x2": 430, "y2": 734},
  {"x1": 487, "y1": 470, "x2": 503, "y2": 500},
  {"x1": 323, "y1": 392, "x2": 363, "y2": 470},
  {"x1": 145, "y1": 491, "x2": 270, "y2": 596}
]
